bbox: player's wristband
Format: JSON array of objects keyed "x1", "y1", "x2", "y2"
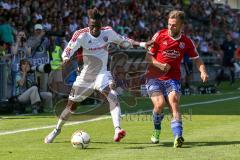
[{"x1": 139, "y1": 42, "x2": 146, "y2": 48}]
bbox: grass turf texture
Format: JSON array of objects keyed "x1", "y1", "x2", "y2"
[{"x1": 0, "y1": 81, "x2": 240, "y2": 160}]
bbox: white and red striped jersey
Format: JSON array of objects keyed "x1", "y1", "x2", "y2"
[{"x1": 62, "y1": 26, "x2": 129, "y2": 75}]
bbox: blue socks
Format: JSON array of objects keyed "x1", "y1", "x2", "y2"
[
  {"x1": 171, "y1": 120, "x2": 183, "y2": 138},
  {"x1": 153, "y1": 111, "x2": 164, "y2": 130}
]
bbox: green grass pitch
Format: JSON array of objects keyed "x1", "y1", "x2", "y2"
[{"x1": 0, "y1": 83, "x2": 240, "y2": 160}]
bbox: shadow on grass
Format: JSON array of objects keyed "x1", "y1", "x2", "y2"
[
  {"x1": 92, "y1": 141, "x2": 161, "y2": 149},
  {"x1": 91, "y1": 141, "x2": 153, "y2": 145},
  {"x1": 161, "y1": 141, "x2": 240, "y2": 148},
  {"x1": 53, "y1": 140, "x2": 240, "y2": 150}
]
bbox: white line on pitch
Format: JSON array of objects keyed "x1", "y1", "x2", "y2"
[
  {"x1": 0, "y1": 96, "x2": 239, "y2": 136},
  {"x1": 0, "y1": 116, "x2": 111, "y2": 136}
]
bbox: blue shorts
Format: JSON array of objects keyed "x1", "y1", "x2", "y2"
[{"x1": 146, "y1": 79, "x2": 181, "y2": 97}]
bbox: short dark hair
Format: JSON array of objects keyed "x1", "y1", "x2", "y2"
[{"x1": 87, "y1": 8, "x2": 103, "y2": 20}]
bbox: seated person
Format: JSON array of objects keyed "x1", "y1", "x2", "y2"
[{"x1": 15, "y1": 59, "x2": 52, "y2": 114}]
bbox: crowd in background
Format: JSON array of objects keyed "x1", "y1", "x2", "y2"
[{"x1": 0, "y1": 0, "x2": 240, "y2": 113}]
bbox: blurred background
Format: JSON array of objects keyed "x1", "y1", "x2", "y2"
[{"x1": 0, "y1": 0, "x2": 239, "y2": 114}]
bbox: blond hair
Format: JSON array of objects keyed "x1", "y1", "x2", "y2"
[{"x1": 169, "y1": 10, "x2": 185, "y2": 23}]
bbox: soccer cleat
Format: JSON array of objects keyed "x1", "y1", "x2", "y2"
[
  {"x1": 151, "y1": 130, "x2": 160, "y2": 144},
  {"x1": 114, "y1": 129, "x2": 126, "y2": 142},
  {"x1": 44, "y1": 129, "x2": 61, "y2": 144},
  {"x1": 173, "y1": 135, "x2": 184, "y2": 148}
]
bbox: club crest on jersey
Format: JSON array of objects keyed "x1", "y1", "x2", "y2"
[
  {"x1": 179, "y1": 42, "x2": 185, "y2": 49},
  {"x1": 103, "y1": 36, "x2": 108, "y2": 42},
  {"x1": 88, "y1": 40, "x2": 92, "y2": 43}
]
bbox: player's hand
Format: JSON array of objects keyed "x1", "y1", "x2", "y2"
[
  {"x1": 145, "y1": 40, "x2": 154, "y2": 49},
  {"x1": 157, "y1": 63, "x2": 171, "y2": 73},
  {"x1": 62, "y1": 59, "x2": 70, "y2": 66},
  {"x1": 200, "y1": 71, "x2": 208, "y2": 82},
  {"x1": 61, "y1": 59, "x2": 71, "y2": 69}
]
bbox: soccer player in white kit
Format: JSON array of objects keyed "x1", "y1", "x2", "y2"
[{"x1": 44, "y1": 8, "x2": 146, "y2": 143}]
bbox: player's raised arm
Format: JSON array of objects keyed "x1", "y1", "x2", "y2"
[{"x1": 62, "y1": 30, "x2": 83, "y2": 64}]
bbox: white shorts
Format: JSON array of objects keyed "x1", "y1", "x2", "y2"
[{"x1": 69, "y1": 71, "x2": 113, "y2": 102}]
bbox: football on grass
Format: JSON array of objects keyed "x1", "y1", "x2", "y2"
[{"x1": 71, "y1": 130, "x2": 90, "y2": 149}]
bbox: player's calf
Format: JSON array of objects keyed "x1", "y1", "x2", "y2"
[
  {"x1": 171, "y1": 119, "x2": 184, "y2": 147},
  {"x1": 151, "y1": 111, "x2": 164, "y2": 144}
]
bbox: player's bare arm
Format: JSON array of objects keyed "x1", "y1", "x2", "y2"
[
  {"x1": 194, "y1": 58, "x2": 209, "y2": 82},
  {"x1": 146, "y1": 54, "x2": 171, "y2": 73}
]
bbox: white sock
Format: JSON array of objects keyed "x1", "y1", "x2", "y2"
[
  {"x1": 111, "y1": 106, "x2": 121, "y2": 130},
  {"x1": 56, "y1": 119, "x2": 65, "y2": 130},
  {"x1": 56, "y1": 107, "x2": 73, "y2": 130},
  {"x1": 107, "y1": 90, "x2": 121, "y2": 130}
]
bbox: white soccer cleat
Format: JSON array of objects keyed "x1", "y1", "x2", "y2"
[
  {"x1": 114, "y1": 129, "x2": 126, "y2": 142},
  {"x1": 44, "y1": 129, "x2": 61, "y2": 144}
]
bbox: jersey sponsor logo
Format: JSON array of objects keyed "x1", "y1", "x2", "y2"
[
  {"x1": 179, "y1": 42, "x2": 185, "y2": 49},
  {"x1": 162, "y1": 50, "x2": 180, "y2": 58},
  {"x1": 89, "y1": 45, "x2": 106, "y2": 51}
]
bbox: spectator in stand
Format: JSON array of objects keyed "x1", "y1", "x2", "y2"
[
  {"x1": 15, "y1": 59, "x2": 52, "y2": 114},
  {"x1": 27, "y1": 24, "x2": 50, "y2": 91},
  {"x1": 11, "y1": 30, "x2": 31, "y2": 96},
  {"x1": 0, "y1": 16, "x2": 15, "y2": 52}
]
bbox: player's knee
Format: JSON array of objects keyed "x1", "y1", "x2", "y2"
[
  {"x1": 66, "y1": 101, "x2": 78, "y2": 112},
  {"x1": 154, "y1": 106, "x2": 162, "y2": 113},
  {"x1": 154, "y1": 100, "x2": 165, "y2": 109}
]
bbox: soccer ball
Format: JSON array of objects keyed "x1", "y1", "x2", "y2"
[{"x1": 71, "y1": 130, "x2": 90, "y2": 149}]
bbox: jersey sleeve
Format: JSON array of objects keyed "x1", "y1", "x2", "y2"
[
  {"x1": 186, "y1": 38, "x2": 199, "y2": 60},
  {"x1": 108, "y1": 27, "x2": 130, "y2": 45},
  {"x1": 148, "y1": 32, "x2": 160, "y2": 56},
  {"x1": 62, "y1": 30, "x2": 83, "y2": 61}
]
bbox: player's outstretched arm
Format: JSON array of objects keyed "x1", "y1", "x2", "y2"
[
  {"x1": 194, "y1": 58, "x2": 208, "y2": 82},
  {"x1": 110, "y1": 27, "x2": 149, "y2": 49},
  {"x1": 126, "y1": 39, "x2": 154, "y2": 49}
]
